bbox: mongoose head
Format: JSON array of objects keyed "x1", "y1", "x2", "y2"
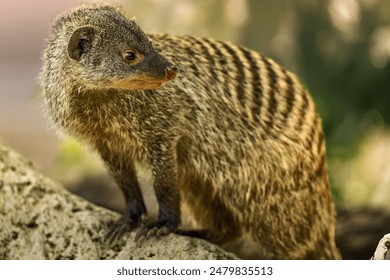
[{"x1": 64, "y1": 6, "x2": 177, "y2": 91}]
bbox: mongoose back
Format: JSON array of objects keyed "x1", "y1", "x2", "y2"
[{"x1": 40, "y1": 4, "x2": 340, "y2": 259}]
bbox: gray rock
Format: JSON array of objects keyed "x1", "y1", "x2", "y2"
[{"x1": 0, "y1": 144, "x2": 237, "y2": 260}]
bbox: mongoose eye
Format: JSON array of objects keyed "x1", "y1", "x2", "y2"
[{"x1": 123, "y1": 51, "x2": 136, "y2": 62}]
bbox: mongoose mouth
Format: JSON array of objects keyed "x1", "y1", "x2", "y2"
[
  {"x1": 111, "y1": 66, "x2": 178, "y2": 91},
  {"x1": 111, "y1": 73, "x2": 177, "y2": 91},
  {"x1": 114, "y1": 79, "x2": 165, "y2": 90}
]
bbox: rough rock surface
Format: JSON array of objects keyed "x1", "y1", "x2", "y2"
[{"x1": 0, "y1": 143, "x2": 237, "y2": 260}]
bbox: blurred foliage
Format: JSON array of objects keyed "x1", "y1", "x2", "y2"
[
  {"x1": 294, "y1": 0, "x2": 390, "y2": 157},
  {"x1": 330, "y1": 129, "x2": 390, "y2": 208}
]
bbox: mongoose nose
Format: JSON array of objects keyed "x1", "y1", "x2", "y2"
[{"x1": 166, "y1": 65, "x2": 178, "y2": 80}]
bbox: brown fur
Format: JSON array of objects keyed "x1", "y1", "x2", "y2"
[{"x1": 40, "y1": 4, "x2": 340, "y2": 259}]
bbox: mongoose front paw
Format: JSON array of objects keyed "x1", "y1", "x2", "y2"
[
  {"x1": 134, "y1": 221, "x2": 177, "y2": 242},
  {"x1": 106, "y1": 197, "x2": 147, "y2": 244},
  {"x1": 106, "y1": 213, "x2": 146, "y2": 244}
]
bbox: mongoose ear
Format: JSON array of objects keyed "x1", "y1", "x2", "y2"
[{"x1": 68, "y1": 26, "x2": 96, "y2": 61}]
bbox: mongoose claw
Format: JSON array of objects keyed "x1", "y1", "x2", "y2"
[
  {"x1": 106, "y1": 222, "x2": 128, "y2": 244},
  {"x1": 134, "y1": 222, "x2": 174, "y2": 242},
  {"x1": 106, "y1": 214, "x2": 145, "y2": 244}
]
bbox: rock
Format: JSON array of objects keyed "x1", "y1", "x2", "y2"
[{"x1": 0, "y1": 144, "x2": 237, "y2": 260}]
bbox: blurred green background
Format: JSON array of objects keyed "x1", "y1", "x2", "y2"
[{"x1": 0, "y1": 0, "x2": 390, "y2": 258}]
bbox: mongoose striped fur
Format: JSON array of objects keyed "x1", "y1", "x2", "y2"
[{"x1": 40, "y1": 4, "x2": 340, "y2": 259}]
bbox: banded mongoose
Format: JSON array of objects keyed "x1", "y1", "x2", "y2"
[{"x1": 40, "y1": 4, "x2": 341, "y2": 259}]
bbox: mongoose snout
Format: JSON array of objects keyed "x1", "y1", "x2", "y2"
[{"x1": 165, "y1": 65, "x2": 178, "y2": 80}]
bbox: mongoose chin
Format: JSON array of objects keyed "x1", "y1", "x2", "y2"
[{"x1": 40, "y1": 4, "x2": 341, "y2": 259}]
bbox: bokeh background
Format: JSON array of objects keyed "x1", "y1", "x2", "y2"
[{"x1": 1, "y1": 0, "x2": 390, "y2": 259}]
